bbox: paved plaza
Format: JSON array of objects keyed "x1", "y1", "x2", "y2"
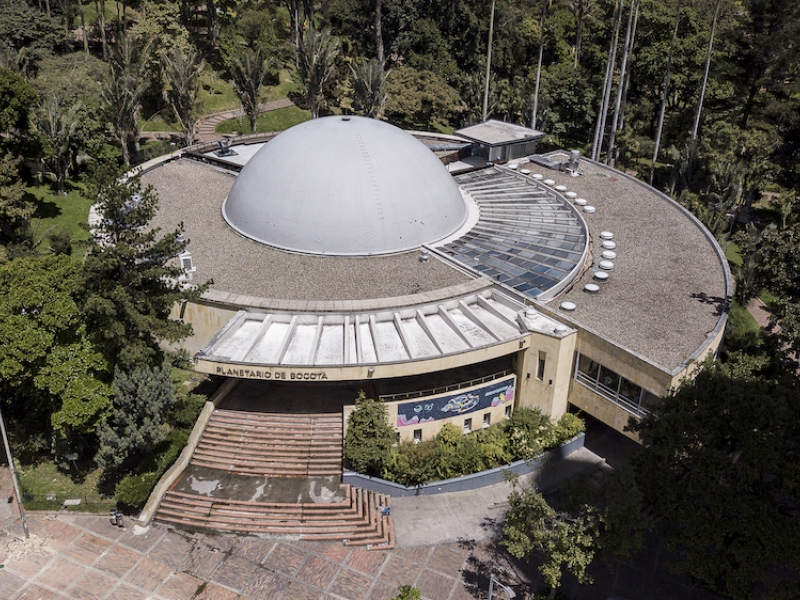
[{"x1": 0, "y1": 428, "x2": 723, "y2": 600}]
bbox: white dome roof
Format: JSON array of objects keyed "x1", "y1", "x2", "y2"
[{"x1": 222, "y1": 116, "x2": 468, "y2": 255}]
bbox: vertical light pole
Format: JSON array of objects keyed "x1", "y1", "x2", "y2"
[
  {"x1": 482, "y1": 0, "x2": 496, "y2": 123},
  {"x1": 0, "y1": 404, "x2": 29, "y2": 538}
]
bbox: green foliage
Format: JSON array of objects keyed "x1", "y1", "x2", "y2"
[
  {"x1": 114, "y1": 429, "x2": 189, "y2": 507},
  {"x1": 0, "y1": 254, "x2": 111, "y2": 452},
  {"x1": 390, "y1": 585, "x2": 421, "y2": 600},
  {"x1": 383, "y1": 66, "x2": 460, "y2": 131},
  {"x1": 226, "y1": 47, "x2": 278, "y2": 134},
  {"x1": 554, "y1": 412, "x2": 584, "y2": 444},
  {"x1": 628, "y1": 367, "x2": 800, "y2": 598},
  {"x1": 81, "y1": 167, "x2": 209, "y2": 369},
  {"x1": 502, "y1": 484, "x2": 597, "y2": 596},
  {"x1": 95, "y1": 362, "x2": 176, "y2": 470},
  {"x1": 0, "y1": 66, "x2": 37, "y2": 134},
  {"x1": 350, "y1": 58, "x2": 388, "y2": 118},
  {"x1": 505, "y1": 407, "x2": 555, "y2": 461},
  {"x1": 297, "y1": 27, "x2": 341, "y2": 119},
  {"x1": 344, "y1": 391, "x2": 395, "y2": 475},
  {"x1": 0, "y1": 151, "x2": 33, "y2": 254},
  {"x1": 161, "y1": 45, "x2": 204, "y2": 146},
  {"x1": 215, "y1": 105, "x2": 311, "y2": 134},
  {"x1": 379, "y1": 408, "x2": 583, "y2": 485},
  {"x1": 0, "y1": 0, "x2": 71, "y2": 76}
]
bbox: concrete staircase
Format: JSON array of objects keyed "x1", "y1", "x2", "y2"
[
  {"x1": 154, "y1": 408, "x2": 394, "y2": 549},
  {"x1": 192, "y1": 409, "x2": 343, "y2": 478},
  {"x1": 157, "y1": 485, "x2": 395, "y2": 549}
]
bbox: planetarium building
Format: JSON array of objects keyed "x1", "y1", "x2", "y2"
[{"x1": 141, "y1": 115, "x2": 731, "y2": 442}]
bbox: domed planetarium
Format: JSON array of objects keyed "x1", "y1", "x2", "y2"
[{"x1": 139, "y1": 114, "x2": 730, "y2": 442}]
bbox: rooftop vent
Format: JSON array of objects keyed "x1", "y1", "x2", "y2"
[
  {"x1": 560, "y1": 301, "x2": 577, "y2": 311},
  {"x1": 602, "y1": 250, "x2": 617, "y2": 260},
  {"x1": 179, "y1": 251, "x2": 195, "y2": 273},
  {"x1": 599, "y1": 260, "x2": 614, "y2": 270},
  {"x1": 584, "y1": 283, "x2": 600, "y2": 293},
  {"x1": 575, "y1": 198, "x2": 588, "y2": 206},
  {"x1": 565, "y1": 191, "x2": 577, "y2": 200},
  {"x1": 583, "y1": 205, "x2": 596, "y2": 214},
  {"x1": 594, "y1": 271, "x2": 609, "y2": 281},
  {"x1": 600, "y1": 231, "x2": 614, "y2": 240},
  {"x1": 601, "y1": 240, "x2": 616, "y2": 250},
  {"x1": 555, "y1": 324, "x2": 569, "y2": 334},
  {"x1": 543, "y1": 179, "x2": 556, "y2": 186},
  {"x1": 419, "y1": 249, "x2": 430, "y2": 263}
]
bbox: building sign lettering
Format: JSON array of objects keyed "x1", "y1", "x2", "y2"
[{"x1": 214, "y1": 366, "x2": 329, "y2": 380}]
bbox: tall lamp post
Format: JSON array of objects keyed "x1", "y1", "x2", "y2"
[{"x1": 0, "y1": 404, "x2": 29, "y2": 539}]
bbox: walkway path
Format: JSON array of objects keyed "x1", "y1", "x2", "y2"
[
  {"x1": 195, "y1": 99, "x2": 295, "y2": 143},
  {"x1": 139, "y1": 98, "x2": 295, "y2": 145}
]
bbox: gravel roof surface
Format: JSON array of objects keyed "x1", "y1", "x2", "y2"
[
  {"x1": 143, "y1": 159, "x2": 472, "y2": 302},
  {"x1": 536, "y1": 153, "x2": 730, "y2": 371}
]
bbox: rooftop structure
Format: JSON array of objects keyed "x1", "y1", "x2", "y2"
[
  {"x1": 139, "y1": 120, "x2": 730, "y2": 440},
  {"x1": 222, "y1": 116, "x2": 467, "y2": 255}
]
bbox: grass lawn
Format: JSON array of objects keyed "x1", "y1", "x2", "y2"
[
  {"x1": 140, "y1": 115, "x2": 180, "y2": 133},
  {"x1": 264, "y1": 69, "x2": 302, "y2": 102},
  {"x1": 198, "y1": 69, "x2": 240, "y2": 114},
  {"x1": 18, "y1": 461, "x2": 116, "y2": 513},
  {"x1": 216, "y1": 105, "x2": 311, "y2": 135},
  {"x1": 725, "y1": 240, "x2": 742, "y2": 266},
  {"x1": 26, "y1": 183, "x2": 94, "y2": 257}
]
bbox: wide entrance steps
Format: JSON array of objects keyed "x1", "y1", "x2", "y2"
[
  {"x1": 157, "y1": 484, "x2": 394, "y2": 549},
  {"x1": 154, "y1": 408, "x2": 394, "y2": 549},
  {"x1": 192, "y1": 409, "x2": 343, "y2": 478}
]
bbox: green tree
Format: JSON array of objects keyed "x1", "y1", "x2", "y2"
[
  {"x1": 0, "y1": 66, "x2": 38, "y2": 136},
  {"x1": 227, "y1": 47, "x2": 277, "y2": 134},
  {"x1": 350, "y1": 57, "x2": 389, "y2": 119},
  {"x1": 383, "y1": 66, "x2": 460, "y2": 131},
  {"x1": 0, "y1": 152, "x2": 34, "y2": 259},
  {"x1": 33, "y1": 95, "x2": 83, "y2": 195},
  {"x1": 162, "y1": 45, "x2": 204, "y2": 146},
  {"x1": 297, "y1": 27, "x2": 341, "y2": 119},
  {"x1": 0, "y1": 255, "x2": 111, "y2": 454},
  {"x1": 95, "y1": 362, "x2": 175, "y2": 469},
  {"x1": 502, "y1": 484, "x2": 597, "y2": 599},
  {"x1": 628, "y1": 367, "x2": 800, "y2": 599},
  {"x1": 344, "y1": 391, "x2": 395, "y2": 475},
  {"x1": 0, "y1": 0, "x2": 71, "y2": 76},
  {"x1": 81, "y1": 167, "x2": 209, "y2": 369},
  {"x1": 101, "y1": 34, "x2": 151, "y2": 166}
]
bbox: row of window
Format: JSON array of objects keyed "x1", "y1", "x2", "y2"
[
  {"x1": 412, "y1": 405, "x2": 512, "y2": 442},
  {"x1": 575, "y1": 353, "x2": 661, "y2": 417}
]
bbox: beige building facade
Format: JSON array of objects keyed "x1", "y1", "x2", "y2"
[{"x1": 137, "y1": 117, "x2": 731, "y2": 443}]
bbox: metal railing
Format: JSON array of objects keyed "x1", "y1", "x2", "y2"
[{"x1": 380, "y1": 370, "x2": 513, "y2": 402}]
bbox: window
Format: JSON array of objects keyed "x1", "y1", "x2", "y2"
[
  {"x1": 413, "y1": 429, "x2": 422, "y2": 443},
  {"x1": 483, "y1": 413, "x2": 491, "y2": 428},
  {"x1": 598, "y1": 366, "x2": 621, "y2": 394},
  {"x1": 537, "y1": 352, "x2": 546, "y2": 380},
  {"x1": 463, "y1": 418, "x2": 472, "y2": 433},
  {"x1": 578, "y1": 355, "x2": 600, "y2": 381},
  {"x1": 505, "y1": 405, "x2": 512, "y2": 419}
]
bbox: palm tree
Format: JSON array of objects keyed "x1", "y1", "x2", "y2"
[
  {"x1": 350, "y1": 58, "x2": 389, "y2": 118},
  {"x1": 297, "y1": 27, "x2": 340, "y2": 119},
  {"x1": 229, "y1": 48, "x2": 276, "y2": 134},
  {"x1": 101, "y1": 34, "x2": 150, "y2": 165},
  {"x1": 35, "y1": 95, "x2": 81, "y2": 195},
  {"x1": 162, "y1": 45, "x2": 204, "y2": 146}
]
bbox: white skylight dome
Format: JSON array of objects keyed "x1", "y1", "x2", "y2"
[{"x1": 222, "y1": 116, "x2": 468, "y2": 255}]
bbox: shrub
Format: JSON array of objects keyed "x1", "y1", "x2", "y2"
[
  {"x1": 344, "y1": 391, "x2": 396, "y2": 475},
  {"x1": 504, "y1": 408, "x2": 555, "y2": 460},
  {"x1": 555, "y1": 412, "x2": 585, "y2": 444}
]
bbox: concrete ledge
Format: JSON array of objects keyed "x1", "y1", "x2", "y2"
[
  {"x1": 343, "y1": 432, "x2": 584, "y2": 497},
  {"x1": 137, "y1": 378, "x2": 239, "y2": 525}
]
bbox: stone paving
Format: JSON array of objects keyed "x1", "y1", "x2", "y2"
[{"x1": 0, "y1": 514, "x2": 475, "y2": 600}]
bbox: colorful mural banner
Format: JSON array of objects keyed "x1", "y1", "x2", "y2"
[{"x1": 396, "y1": 376, "x2": 515, "y2": 427}]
